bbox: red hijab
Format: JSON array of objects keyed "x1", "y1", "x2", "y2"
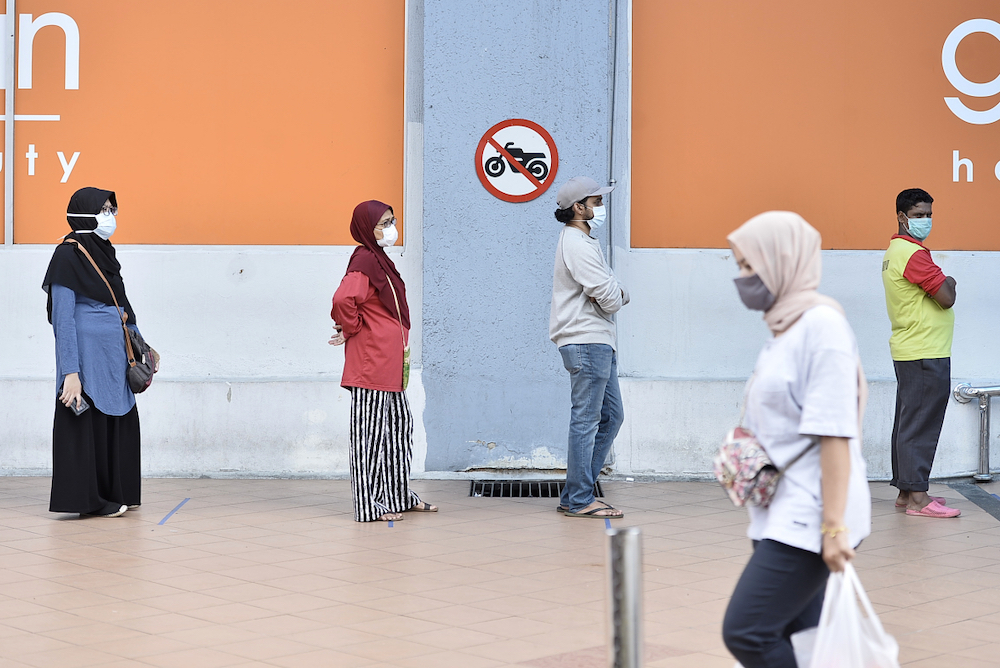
[{"x1": 345, "y1": 200, "x2": 410, "y2": 329}]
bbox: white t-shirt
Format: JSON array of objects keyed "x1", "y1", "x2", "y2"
[{"x1": 745, "y1": 305, "x2": 872, "y2": 554}]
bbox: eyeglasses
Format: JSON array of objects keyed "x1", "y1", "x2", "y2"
[
  {"x1": 101, "y1": 205, "x2": 118, "y2": 216},
  {"x1": 377, "y1": 217, "x2": 396, "y2": 229}
]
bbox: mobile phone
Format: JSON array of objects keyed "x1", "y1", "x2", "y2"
[{"x1": 58, "y1": 388, "x2": 89, "y2": 416}]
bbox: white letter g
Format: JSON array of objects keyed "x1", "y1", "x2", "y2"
[{"x1": 943, "y1": 19, "x2": 1000, "y2": 125}]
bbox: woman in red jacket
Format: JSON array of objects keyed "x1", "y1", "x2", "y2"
[{"x1": 330, "y1": 200, "x2": 436, "y2": 522}]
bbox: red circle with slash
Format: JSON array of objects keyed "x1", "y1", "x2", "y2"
[{"x1": 475, "y1": 119, "x2": 559, "y2": 203}]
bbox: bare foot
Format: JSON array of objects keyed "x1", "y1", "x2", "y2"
[
  {"x1": 377, "y1": 512, "x2": 403, "y2": 522},
  {"x1": 906, "y1": 491, "x2": 931, "y2": 512}
]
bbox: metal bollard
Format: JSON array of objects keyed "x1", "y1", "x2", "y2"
[
  {"x1": 606, "y1": 526, "x2": 643, "y2": 668},
  {"x1": 977, "y1": 393, "x2": 992, "y2": 482},
  {"x1": 953, "y1": 383, "x2": 1000, "y2": 482}
]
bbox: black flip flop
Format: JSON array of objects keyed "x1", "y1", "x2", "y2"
[
  {"x1": 406, "y1": 502, "x2": 438, "y2": 512},
  {"x1": 559, "y1": 500, "x2": 612, "y2": 514},
  {"x1": 564, "y1": 505, "x2": 624, "y2": 519}
]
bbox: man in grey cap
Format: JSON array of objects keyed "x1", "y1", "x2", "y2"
[{"x1": 550, "y1": 176, "x2": 628, "y2": 519}]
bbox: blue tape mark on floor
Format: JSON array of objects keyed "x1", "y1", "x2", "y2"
[
  {"x1": 992, "y1": 493, "x2": 1000, "y2": 501},
  {"x1": 388, "y1": 520, "x2": 394, "y2": 528},
  {"x1": 158, "y1": 498, "x2": 190, "y2": 526},
  {"x1": 605, "y1": 518, "x2": 612, "y2": 530}
]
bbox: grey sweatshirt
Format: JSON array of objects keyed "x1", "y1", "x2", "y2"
[{"x1": 549, "y1": 225, "x2": 629, "y2": 350}]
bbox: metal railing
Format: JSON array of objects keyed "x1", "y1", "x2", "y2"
[
  {"x1": 606, "y1": 527, "x2": 643, "y2": 668},
  {"x1": 953, "y1": 383, "x2": 1000, "y2": 482}
]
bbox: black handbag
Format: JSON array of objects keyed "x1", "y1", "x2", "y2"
[
  {"x1": 65, "y1": 239, "x2": 159, "y2": 393},
  {"x1": 125, "y1": 327, "x2": 156, "y2": 393}
]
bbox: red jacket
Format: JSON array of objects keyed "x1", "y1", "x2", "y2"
[{"x1": 332, "y1": 271, "x2": 409, "y2": 392}]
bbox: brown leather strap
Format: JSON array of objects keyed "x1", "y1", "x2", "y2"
[{"x1": 63, "y1": 239, "x2": 137, "y2": 367}]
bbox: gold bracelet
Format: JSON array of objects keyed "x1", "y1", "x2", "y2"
[{"x1": 821, "y1": 523, "x2": 848, "y2": 539}]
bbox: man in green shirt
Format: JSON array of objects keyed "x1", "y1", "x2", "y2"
[{"x1": 881, "y1": 188, "x2": 959, "y2": 518}]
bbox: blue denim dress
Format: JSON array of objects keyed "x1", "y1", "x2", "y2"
[{"x1": 51, "y1": 283, "x2": 139, "y2": 416}]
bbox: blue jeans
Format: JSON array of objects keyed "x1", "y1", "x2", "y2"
[{"x1": 558, "y1": 343, "x2": 624, "y2": 512}]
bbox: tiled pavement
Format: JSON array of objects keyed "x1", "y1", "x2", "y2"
[{"x1": 0, "y1": 476, "x2": 999, "y2": 667}]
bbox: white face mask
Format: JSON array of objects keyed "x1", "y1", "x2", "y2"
[
  {"x1": 905, "y1": 217, "x2": 932, "y2": 241},
  {"x1": 93, "y1": 212, "x2": 117, "y2": 240},
  {"x1": 377, "y1": 223, "x2": 398, "y2": 247},
  {"x1": 587, "y1": 205, "x2": 607, "y2": 230},
  {"x1": 67, "y1": 211, "x2": 117, "y2": 240}
]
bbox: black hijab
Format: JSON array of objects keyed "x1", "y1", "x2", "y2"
[
  {"x1": 41, "y1": 187, "x2": 136, "y2": 325},
  {"x1": 344, "y1": 200, "x2": 410, "y2": 329}
]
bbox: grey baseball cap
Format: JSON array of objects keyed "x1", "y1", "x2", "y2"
[{"x1": 556, "y1": 176, "x2": 615, "y2": 210}]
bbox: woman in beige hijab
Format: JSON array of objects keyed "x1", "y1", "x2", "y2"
[{"x1": 721, "y1": 212, "x2": 871, "y2": 668}]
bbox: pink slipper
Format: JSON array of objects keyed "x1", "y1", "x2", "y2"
[
  {"x1": 906, "y1": 500, "x2": 961, "y2": 518},
  {"x1": 895, "y1": 495, "x2": 946, "y2": 508}
]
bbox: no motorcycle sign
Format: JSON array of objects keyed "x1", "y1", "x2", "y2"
[{"x1": 475, "y1": 119, "x2": 559, "y2": 203}]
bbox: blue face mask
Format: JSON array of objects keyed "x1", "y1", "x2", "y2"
[
  {"x1": 906, "y1": 217, "x2": 932, "y2": 241},
  {"x1": 585, "y1": 204, "x2": 607, "y2": 230}
]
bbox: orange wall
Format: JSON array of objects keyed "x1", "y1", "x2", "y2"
[
  {"x1": 12, "y1": 1, "x2": 404, "y2": 244},
  {"x1": 633, "y1": 1, "x2": 1000, "y2": 250}
]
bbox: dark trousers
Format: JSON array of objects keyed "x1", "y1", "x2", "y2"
[
  {"x1": 723, "y1": 540, "x2": 829, "y2": 668},
  {"x1": 49, "y1": 393, "x2": 141, "y2": 514},
  {"x1": 891, "y1": 358, "x2": 950, "y2": 492}
]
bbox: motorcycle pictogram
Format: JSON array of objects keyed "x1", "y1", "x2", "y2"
[{"x1": 484, "y1": 142, "x2": 549, "y2": 181}]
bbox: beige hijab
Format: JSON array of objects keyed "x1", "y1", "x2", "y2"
[
  {"x1": 727, "y1": 211, "x2": 843, "y2": 334},
  {"x1": 728, "y1": 210, "x2": 868, "y2": 423}
]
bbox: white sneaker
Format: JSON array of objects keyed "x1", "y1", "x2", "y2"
[{"x1": 85, "y1": 503, "x2": 128, "y2": 518}]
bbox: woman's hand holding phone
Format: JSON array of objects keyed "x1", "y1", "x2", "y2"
[{"x1": 60, "y1": 372, "x2": 84, "y2": 411}]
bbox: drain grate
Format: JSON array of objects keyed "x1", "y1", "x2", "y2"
[{"x1": 469, "y1": 480, "x2": 604, "y2": 498}]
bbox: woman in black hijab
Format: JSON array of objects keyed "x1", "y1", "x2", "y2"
[{"x1": 41, "y1": 187, "x2": 148, "y2": 518}]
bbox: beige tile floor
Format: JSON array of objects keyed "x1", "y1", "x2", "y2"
[{"x1": 0, "y1": 476, "x2": 999, "y2": 667}]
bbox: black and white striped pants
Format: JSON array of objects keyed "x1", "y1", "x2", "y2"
[{"x1": 348, "y1": 387, "x2": 421, "y2": 522}]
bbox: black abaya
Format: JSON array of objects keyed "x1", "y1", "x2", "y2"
[{"x1": 49, "y1": 392, "x2": 141, "y2": 514}]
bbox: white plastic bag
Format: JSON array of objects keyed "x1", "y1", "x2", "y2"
[
  {"x1": 805, "y1": 563, "x2": 900, "y2": 668},
  {"x1": 790, "y1": 624, "x2": 817, "y2": 667}
]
